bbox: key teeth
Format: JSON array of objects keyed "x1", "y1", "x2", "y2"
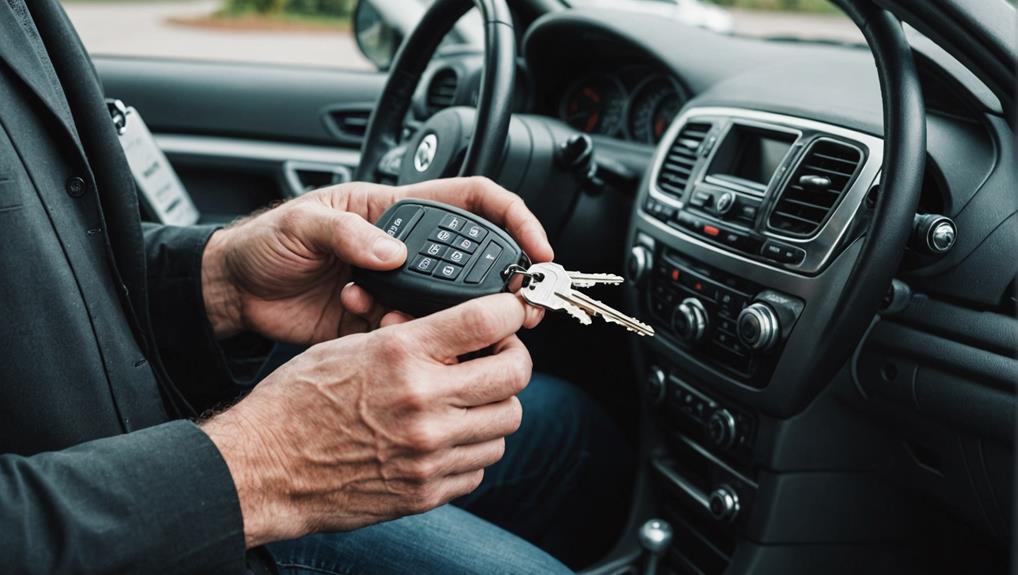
[{"x1": 563, "y1": 303, "x2": 593, "y2": 326}]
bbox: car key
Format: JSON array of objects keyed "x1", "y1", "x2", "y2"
[
  {"x1": 519, "y1": 262, "x2": 655, "y2": 337},
  {"x1": 352, "y1": 199, "x2": 528, "y2": 317}
]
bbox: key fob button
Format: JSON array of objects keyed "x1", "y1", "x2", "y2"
[
  {"x1": 444, "y1": 249, "x2": 468, "y2": 264},
  {"x1": 452, "y1": 235, "x2": 478, "y2": 253},
  {"x1": 439, "y1": 214, "x2": 467, "y2": 232},
  {"x1": 463, "y1": 223, "x2": 488, "y2": 242},
  {"x1": 429, "y1": 228, "x2": 457, "y2": 245},
  {"x1": 422, "y1": 242, "x2": 448, "y2": 258},
  {"x1": 383, "y1": 206, "x2": 424, "y2": 240},
  {"x1": 433, "y1": 262, "x2": 463, "y2": 281},
  {"x1": 409, "y1": 255, "x2": 439, "y2": 274},
  {"x1": 465, "y1": 242, "x2": 503, "y2": 284}
]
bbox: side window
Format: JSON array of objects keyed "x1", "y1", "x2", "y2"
[{"x1": 62, "y1": 0, "x2": 386, "y2": 70}]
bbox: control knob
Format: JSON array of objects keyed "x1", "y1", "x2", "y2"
[
  {"x1": 646, "y1": 366, "x2": 667, "y2": 404},
  {"x1": 627, "y1": 245, "x2": 653, "y2": 284},
  {"x1": 672, "y1": 298, "x2": 708, "y2": 343},
  {"x1": 737, "y1": 302, "x2": 780, "y2": 352},
  {"x1": 911, "y1": 213, "x2": 957, "y2": 255},
  {"x1": 707, "y1": 408, "x2": 737, "y2": 449},
  {"x1": 708, "y1": 486, "x2": 740, "y2": 521}
]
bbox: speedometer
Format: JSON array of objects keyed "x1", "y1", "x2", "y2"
[
  {"x1": 628, "y1": 76, "x2": 684, "y2": 144},
  {"x1": 560, "y1": 75, "x2": 627, "y2": 137}
]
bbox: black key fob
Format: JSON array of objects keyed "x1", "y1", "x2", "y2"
[{"x1": 352, "y1": 199, "x2": 528, "y2": 317}]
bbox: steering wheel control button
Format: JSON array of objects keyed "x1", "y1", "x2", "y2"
[
  {"x1": 708, "y1": 486, "x2": 740, "y2": 522},
  {"x1": 464, "y1": 242, "x2": 503, "y2": 284},
  {"x1": 433, "y1": 262, "x2": 463, "y2": 281},
  {"x1": 737, "y1": 303, "x2": 780, "y2": 352},
  {"x1": 451, "y1": 236, "x2": 478, "y2": 253},
  {"x1": 383, "y1": 206, "x2": 424, "y2": 240},
  {"x1": 65, "y1": 176, "x2": 87, "y2": 198},
  {"x1": 462, "y1": 223, "x2": 489, "y2": 243},
  {"x1": 409, "y1": 255, "x2": 439, "y2": 275},
  {"x1": 707, "y1": 408, "x2": 737, "y2": 449},
  {"x1": 715, "y1": 192, "x2": 736, "y2": 216},
  {"x1": 429, "y1": 228, "x2": 457, "y2": 245},
  {"x1": 673, "y1": 297, "x2": 709, "y2": 343},
  {"x1": 438, "y1": 213, "x2": 466, "y2": 232}
]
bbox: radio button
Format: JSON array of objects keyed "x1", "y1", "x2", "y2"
[
  {"x1": 739, "y1": 204, "x2": 758, "y2": 220},
  {"x1": 715, "y1": 192, "x2": 736, "y2": 216}
]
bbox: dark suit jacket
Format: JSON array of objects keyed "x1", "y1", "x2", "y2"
[{"x1": 0, "y1": 2, "x2": 254, "y2": 572}]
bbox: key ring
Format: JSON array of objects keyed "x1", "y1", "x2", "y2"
[{"x1": 502, "y1": 264, "x2": 543, "y2": 288}]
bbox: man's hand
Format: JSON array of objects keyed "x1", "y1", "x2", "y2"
[
  {"x1": 200, "y1": 293, "x2": 539, "y2": 548},
  {"x1": 201, "y1": 177, "x2": 554, "y2": 343}
]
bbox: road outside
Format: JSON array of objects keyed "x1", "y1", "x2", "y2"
[{"x1": 62, "y1": 1, "x2": 861, "y2": 71}]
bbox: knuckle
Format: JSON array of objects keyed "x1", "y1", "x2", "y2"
[
  {"x1": 461, "y1": 303, "x2": 498, "y2": 340},
  {"x1": 407, "y1": 458, "x2": 438, "y2": 482},
  {"x1": 404, "y1": 420, "x2": 442, "y2": 452},
  {"x1": 374, "y1": 329, "x2": 410, "y2": 362},
  {"x1": 409, "y1": 484, "x2": 442, "y2": 513},
  {"x1": 467, "y1": 469, "x2": 485, "y2": 492},
  {"x1": 399, "y1": 381, "x2": 431, "y2": 412}
]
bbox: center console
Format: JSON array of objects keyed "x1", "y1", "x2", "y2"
[{"x1": 624, "y1": 107, "x2": 884, "y2": 574}]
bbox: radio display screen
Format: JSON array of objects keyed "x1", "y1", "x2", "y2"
[{"x1": 706, "y1": 125, "x2": 796, "y2": 193}]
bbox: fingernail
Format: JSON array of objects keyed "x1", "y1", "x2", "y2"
[{"x1": 372, "y1": 236, "x2": 404, "y2": 262}]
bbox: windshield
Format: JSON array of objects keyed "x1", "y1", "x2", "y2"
[{"x1": 567, "y1": 0, "x2": 865, "y2": 44}]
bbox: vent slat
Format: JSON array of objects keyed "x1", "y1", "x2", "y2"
[
  {"x1": 426, "y1": 69, "x2": 459, "y2": 113},
  {"x1": 768, "y1": 140, "x2": 862, "y2": 236},
  {"x1": 656, "y1": 121, "x2": 712, "y2": 199}
]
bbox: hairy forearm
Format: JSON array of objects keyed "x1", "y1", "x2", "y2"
[
  {"x1": 201, "y1": 229, "x2": 244, "y2": 339},
  {"x1": 201, "y1": 410, "x2": 305, "y2": 549}
]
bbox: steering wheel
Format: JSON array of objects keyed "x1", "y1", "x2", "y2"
[{"x1": 354, "y1": 0, "x2": 516, "y2": 185}]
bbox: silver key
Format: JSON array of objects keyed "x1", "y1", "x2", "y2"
[
  {"x1": 566, "y1": 271, "x2": 624, "y2": 288},
  {"x1": 521, "y1": 262, "x2": 655, "y2": 337}
]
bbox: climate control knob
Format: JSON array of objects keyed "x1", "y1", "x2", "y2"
[
  {"x1": 626, "y1": 245, "x2": 653, "y2": 285},
  {"x1": 737, "y1": 302, "x2": 780, "y2": 352},
  {"x1": 708, "y1": 486, "x2": 740, "y2": 521},
  {"x1": 646, "y1": 366, "x2": 667, "y2": 404},
  {"x1": 707, "y1": 408, "x2": 737, "y2": 449},
  {"x1": 673, "y1": 298, "x2": 709, "y2": 343}
]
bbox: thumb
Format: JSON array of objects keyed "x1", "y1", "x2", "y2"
[{"x1": 304, "y1": 204, "x2": 408, "y2": 270}]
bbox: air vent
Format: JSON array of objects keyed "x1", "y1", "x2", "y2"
[
  {"x1": 426, "y1": 68, "x2": 459, "y2": 114},
  {"x1": 657, "y1": 121, "x2": 712, "y2": 200},
  {"x1": 768, "y1": 139, "x2": 863, "y2": 236}
]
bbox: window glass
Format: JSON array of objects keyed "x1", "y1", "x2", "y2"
[{"x1": 62, "y1": 0, "x2": 379, "y2": 69}]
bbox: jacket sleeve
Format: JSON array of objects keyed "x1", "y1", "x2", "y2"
[
  {"x1": 0, "y1": 420, "x2": 247, "y2": 574},
  {"x1": 143, "y1": 223, "x2": 271, "y2": 412}
]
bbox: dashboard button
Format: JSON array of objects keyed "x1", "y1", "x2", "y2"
[
  {"x1": 690, "y1": 191, "x2": 712, "y2": 208},
  {"x1": 739, "y1": 204, "x2": 758, "y2": 220},
  {"x1": 761, "y1": 240, "x2": 806, "y2": 264},
  {"x1": 715, "y1": 192, "x2": 736, "y2": 216},
  {"x1": 702, "y1": 224, "x2": 720, "y2": 237}
]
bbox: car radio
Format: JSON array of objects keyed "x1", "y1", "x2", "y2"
[{"x1": 642, "y1": 111, "x2": 875, "y2": 275}]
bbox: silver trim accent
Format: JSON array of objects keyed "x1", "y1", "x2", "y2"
[
  {"x1": 646, "y1": 107, "x2": 883, "y2": 275},
  {"x1": 736, "y1": 303, "x2": 780, "y2": 352},
  {"x1": 707, "y1": 408, "x2": 737, "y2": 449},
  {"x1": 156, "y1": 134, "x2": 361, "y2": 167},
  {"x1": 929, "y1": 218, "x2": 957, "y2": 253},
  {"x1": 707, "y1": 485, "x2": 741, "y2": 521},
  {"x1": 627, "y1": 245, "x2": 653, "y2": 283},
  {"x1": 673, "y1": 297, "x2": 708, "y2": 342}
]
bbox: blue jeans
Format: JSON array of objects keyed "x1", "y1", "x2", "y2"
[{"x1": 265, "y1": 373, "x2": 633, "y2": 574}]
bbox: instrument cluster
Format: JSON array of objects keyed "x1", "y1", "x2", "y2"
[{"x1": 558, "y1": 66, "x2": 687, "y2": 144}]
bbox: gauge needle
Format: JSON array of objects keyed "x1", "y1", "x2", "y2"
[{"x1": 585, "y1": 112, "x2": 600, "y2": 133}]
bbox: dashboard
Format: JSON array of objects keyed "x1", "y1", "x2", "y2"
[{"x1": 415, "y1": 7, "x2": 1016, "y2": 573}]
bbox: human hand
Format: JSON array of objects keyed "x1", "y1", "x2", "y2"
[
  {"x1": 200, "y1": 293, "x2": 540, "y2": 548},
  {"x1": 201, "y1": 177, "x2": 554, "y2": 343}
]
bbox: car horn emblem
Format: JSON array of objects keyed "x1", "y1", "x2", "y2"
[{"x1": 414, "y1": 134, "x2": 438, "y2": 173}]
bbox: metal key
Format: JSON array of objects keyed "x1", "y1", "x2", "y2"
[{"x1": 520, "y1": 262, "x2": 655, "y2": 337}]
